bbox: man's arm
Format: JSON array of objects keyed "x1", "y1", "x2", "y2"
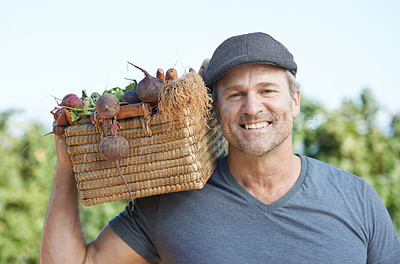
[{"x1": 40, "y1": 134, "x2": 149, "y2": 264}]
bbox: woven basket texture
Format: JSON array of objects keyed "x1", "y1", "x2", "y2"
[{"x1": 65, "y1": 110, "x2": 227, "y2": 206}]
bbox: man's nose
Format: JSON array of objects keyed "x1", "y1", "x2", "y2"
[{"x1": 242, "y1": 93, "x2": 263, "y2": 116}]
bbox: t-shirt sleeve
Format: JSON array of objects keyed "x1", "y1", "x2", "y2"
[
  {"x1": 108, "y1": 196, "x2": 161, "y2": 264},
  {"x1": 365, "y1": 183, "x2": 400, "y2": 263}
]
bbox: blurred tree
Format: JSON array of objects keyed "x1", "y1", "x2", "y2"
[
  {"x1": 294, "y1": 88, "x2": 400, "y2": 234},
  {"x1": 0, "y1": 111, "x2": 126, "y2": 263}
]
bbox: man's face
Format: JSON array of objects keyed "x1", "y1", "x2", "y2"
[{"x1": 214, "y1": 64, "x2": 300, "y2": 157}]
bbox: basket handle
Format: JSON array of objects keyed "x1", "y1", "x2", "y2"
[{"x1": 90, "y1": 102, "x2": 153, "y2": 125}]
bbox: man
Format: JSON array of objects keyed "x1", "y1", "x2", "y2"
[{"x1": 41, "y1": 32, "x2": 400, "y2": 263}]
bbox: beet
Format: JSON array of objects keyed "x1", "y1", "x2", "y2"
[
  {"x1": 128, "y1": 62, "x2": 164, "y2": 103},
  {"x1": 52, "y1": 108, "x2": 69, "y2": 125},
  {"x1": 95, "y1": 93, "x2": 120, "y2": 119},
  {"x1": 99, "y1": 134, "x2": 134, "y2": 207},
  {"x1": 122, "y1": 89, "x2": 141, "y2": 104},
  {"x1": 60, "y1": 93, "x2": 83, "y2": 108},
  {"x1": 99, "y1": 134, "x2": 128, "y2": 162}
]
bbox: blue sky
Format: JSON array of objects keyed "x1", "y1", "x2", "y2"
[{"x1": 1, "y1": 0, "x2": 399, "y2": 131}]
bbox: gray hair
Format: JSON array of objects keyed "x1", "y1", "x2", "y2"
[
  {"x1": 212, "y1": 69, "x2": 300, "y2": 105},
  {"x1": 286, "y1": 70, "x2": 300, "y2": 97}
]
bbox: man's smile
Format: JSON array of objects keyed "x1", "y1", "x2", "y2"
[{"x1": 240, "y1": 121, "x2": 271, "y2": 130}]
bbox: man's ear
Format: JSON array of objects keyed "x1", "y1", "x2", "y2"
[
  {"x1": 292, "y1": 89, "x2": 301, "y2": 118},
  {"x1": 213, "y1": 101, "x2": 221, "y2": 123}
]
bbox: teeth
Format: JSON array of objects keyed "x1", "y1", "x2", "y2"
[{"x1": 243, "y1": 122, "x2": 269, "y2": 129}]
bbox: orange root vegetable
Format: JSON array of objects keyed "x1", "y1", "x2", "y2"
[
  {"x1": 95, "y1": 93, "x2": 120, "y2": 119},
  {"x1": 156, "y1": 68, "x2": 165, "y2": 82},
  {"x1": 99, "y1": 134, "x2": 134, "y2": 208},
  {"x1": 128, "y1": 62, "x2": 164, "y2": 103},
  {"x1": 165, "y1": 68, "x2": 178, "y2": 81}
]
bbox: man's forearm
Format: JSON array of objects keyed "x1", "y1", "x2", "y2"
[{"x1": 40, "y1": 139, "x2": 87, "y2": 263}]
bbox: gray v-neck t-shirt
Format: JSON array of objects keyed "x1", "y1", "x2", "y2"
[{"x1": 109, "y1": 155, "x2": 400, "y2": 263}]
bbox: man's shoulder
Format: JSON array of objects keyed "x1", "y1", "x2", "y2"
[
  {"x1": 300, "y1": 155, "x2": 370, "y2": 189},
  {"x1": 302, "y1": 155, "x2": 359, "y2": 176},
  {"x1": 299, "y1": 155, "x2": 384, "y2": 217}
]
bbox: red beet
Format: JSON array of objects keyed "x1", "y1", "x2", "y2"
[
  {"x1": 99, "y1": 134, "x2": 134, "y2": 207},
  {"x1": 95, "y1": 93, "x2": 120, "y2": 119},
  {"x1": 99, "y1": 134, "x2": 128, "y2": 162},
  {"x1": 60, "y1": 93, "x2": 83, "y2": 108},
  {"x1": 52, "y1": 108, "x2": 69, "y2": 126},
  {"x1": 122, "y1": 89, "x2": 141, "y2": 104},
  {"x1": 128, "y1": 62, "x2": 164, "y2": 103}
]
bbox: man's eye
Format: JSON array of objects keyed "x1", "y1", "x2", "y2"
[
  {"x1": 262, "y1": 89, "x2": 273, "y2": 94},
  {"x1": 228, "y1": 93, "x2": 241, "y2": 98}
]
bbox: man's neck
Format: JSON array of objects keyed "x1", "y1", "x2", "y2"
[{"x1": 227, "y1": 140, "x2": 301, "y2": 205}]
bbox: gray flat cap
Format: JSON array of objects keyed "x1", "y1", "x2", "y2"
[{"x1": 204, "y1": 32, "x2": 297, "y2": 88}]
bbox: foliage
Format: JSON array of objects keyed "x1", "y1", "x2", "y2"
[
  {"x1": 0, "y1": 112, "x2": 127, "y2": 264},
  {"x1": 0, "y1": 87, "x2": 399, "y2": 263},
  {"x1": 294, "y1": 88, "x2": 400, "y2": 234}
]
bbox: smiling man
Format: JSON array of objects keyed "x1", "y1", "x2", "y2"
[
  {"x1": 41, "y1": 32, "x2": 400, "y2": 264},
  {"x1": 213, "y1": 63, "x2": 301, "y2": 205},
  {"x1": 203, "y1": 32, "x2": 400, "y2": 262}
]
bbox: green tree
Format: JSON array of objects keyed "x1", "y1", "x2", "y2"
[
  {"x1": 294, "y1": 88, "x2": 400, "y2": 234},
  {"x1": 0, "y1": 110, "x2": 56, "y2": 263},
  {"x1": 0, "y1": 110, "x2": 127, "y2": 263}
]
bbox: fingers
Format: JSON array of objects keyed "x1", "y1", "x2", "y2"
[{"x1": 54, "y1": 133, "x2": 73, "y2": 170}]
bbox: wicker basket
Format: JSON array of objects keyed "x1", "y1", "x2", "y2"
[{"x1": 64, "y1": 106, "x2": 227, "y2": 206}]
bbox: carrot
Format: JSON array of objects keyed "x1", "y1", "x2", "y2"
[
  {"x1": 156, "y1": 68, "x2": 165, "y2": 82},
  {"x1": 165, "y1": 68, "x2": 178, "y2": 81}
]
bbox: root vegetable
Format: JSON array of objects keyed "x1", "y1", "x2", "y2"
[
  {"x1": 99, "y1": 134, "x2": 134, "y2": 208},
  {"x1": 52, "y1": 108, "x2": 69, "y2": 126},
  {"x1": 60, "y1": 93, "x2": 83, "y2": 108},
  {"x1": 95, "y1": 93, "x2": 120, "y2": 119},
  {"x1": 99, "y1": 134, "x2": 128, "y2": 163},
  {"x1": 127, "y1": 62, "x2": 164, "y2": 103},
  {"x1": 158, "y1": 71, "x2": 212, "y2": 123},
  {"x1": 156, "y1": 68, "x2": 165, "y2": 82},
  {"x1": 122, "y1": 89, "x2": 141, "y2": 104},
  {"x1": 165, "y1": 68, "x2": 178, "y2": 81}
]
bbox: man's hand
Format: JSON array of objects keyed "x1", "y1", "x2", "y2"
[{"x1": 40, "y1": 131, "x2": 150, "y2": 264}]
